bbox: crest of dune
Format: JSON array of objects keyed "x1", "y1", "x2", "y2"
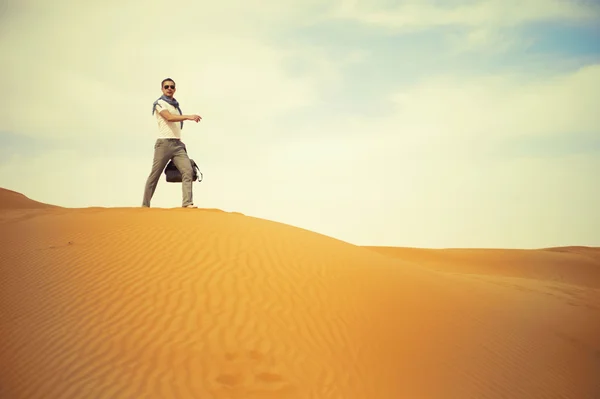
[{"x1": 0, "y1": 188, "x2": 61, "y2": 209}]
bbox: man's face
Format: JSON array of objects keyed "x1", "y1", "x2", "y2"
[{"x1": 162, "y1": 81, "x2": 176, "y2": 97}]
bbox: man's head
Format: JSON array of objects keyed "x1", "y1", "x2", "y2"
[{"x1": 161, "y1": 78, "x2": 176, "y2": 97}]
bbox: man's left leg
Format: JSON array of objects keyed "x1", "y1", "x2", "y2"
[{"x1": 171, "y1": 141, "x2": 195, "y2": 207}]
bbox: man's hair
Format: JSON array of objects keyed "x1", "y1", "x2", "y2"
[{"x1": 161, "y1": 78, "x2": 175, "y2": 87}]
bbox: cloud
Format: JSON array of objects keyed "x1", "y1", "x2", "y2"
[
  {"x1": 444, "y1": 27, "x2": 534, "y2": 54},
  {"x1": 258, "y1": 61, "x2": 600, "y2": 160},
  {"x1": 325, "y1": 0, "x2": 600, "y2": 53},
  {"x1": 328, "y1": 0, "x2": 599, "y2": 30},
  {"x1": 382, "y1": 63, "x2": 599, "y2": 142}
]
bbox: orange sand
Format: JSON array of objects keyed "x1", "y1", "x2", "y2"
[{"x1": 1, "y1": 187, "x2": 599, "y2": 398}]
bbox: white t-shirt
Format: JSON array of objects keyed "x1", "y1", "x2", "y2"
[{"x1": 154, "y1": 99, "x2": 182, "y2": 139}]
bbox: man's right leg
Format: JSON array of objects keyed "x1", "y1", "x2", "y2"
[
  {"x1": 171, "y1": 141, "x2": 195, "y2": 208},
  {"x1": 142, "y1": 139, "x2": 173, "y2": 207}
]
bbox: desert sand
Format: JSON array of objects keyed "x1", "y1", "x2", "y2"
[{"x1": 1, "y1": 187, "x2": 599, "y2": 398}]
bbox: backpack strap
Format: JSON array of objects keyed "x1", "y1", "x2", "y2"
[{"x1": 190, "y1": 159, "x2": 203, "y2": 182}]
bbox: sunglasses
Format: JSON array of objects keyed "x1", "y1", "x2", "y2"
[{"x1": 164, "y1": 85, "x2": 175, "y2": 89}]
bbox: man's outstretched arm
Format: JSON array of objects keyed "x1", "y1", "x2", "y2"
[{"x1": 159, "y1": 110, "x2": 202, "y2": 123}]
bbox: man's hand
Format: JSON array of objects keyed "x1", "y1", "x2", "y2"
[{"x1": 187, "y1": 114, "x2": 202, "y2": 123}]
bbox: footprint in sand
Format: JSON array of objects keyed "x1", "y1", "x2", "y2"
[{"x1": 212, "y1": 350, "x2": 295, "y2": 397}]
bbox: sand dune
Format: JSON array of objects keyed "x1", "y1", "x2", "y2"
[
  {"x1": 0, "y1": 188, "x2": 61, "y2": 210},
  {"x1": 1, "y1": 188, "x2": 599, "y2": 398},
  {"x1": 365, "y1": 246, "x2": 600, "y2": 289}
]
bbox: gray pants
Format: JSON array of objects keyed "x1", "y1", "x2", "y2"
[{"x1": 142, "y1": 138, "x2": 194, "y2": 207}]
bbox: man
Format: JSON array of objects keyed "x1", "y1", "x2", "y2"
[{"x1": 142, "y1": 78, "x2": 202, "y2": 208}]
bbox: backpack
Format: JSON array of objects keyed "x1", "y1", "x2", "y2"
[{"x1": 164, "y1": 158, "x2": 203, "y2": 183}]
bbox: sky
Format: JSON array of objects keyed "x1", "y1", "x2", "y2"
[{"x1": 1, "y1": 0, "x2": 599, "y2": 249}]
